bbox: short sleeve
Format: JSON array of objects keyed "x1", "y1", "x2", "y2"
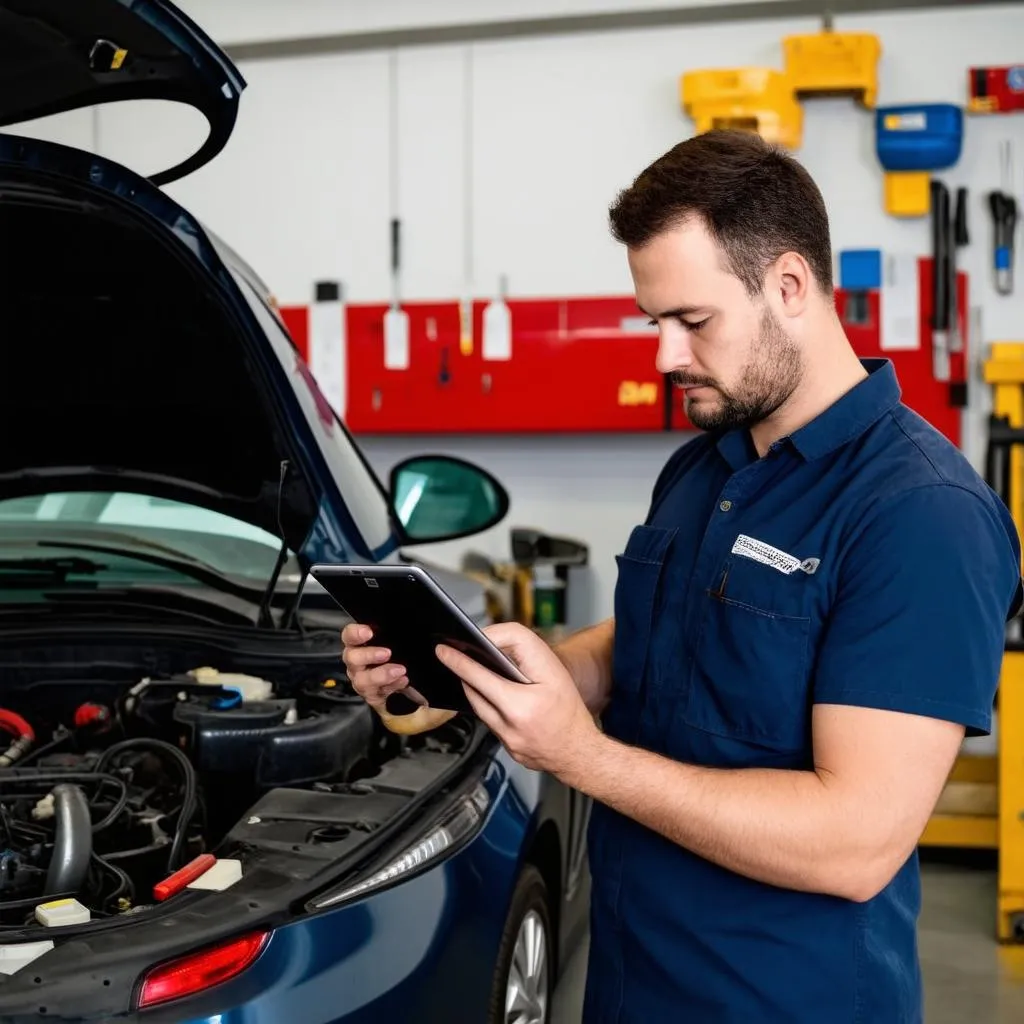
[{"x1": 813, "y1": 483, "x2": 1022, "y2": 737}]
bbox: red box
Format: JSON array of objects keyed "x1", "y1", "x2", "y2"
[{"x1": 968, "y1": 65, "x2": 1024, "y2": 114}]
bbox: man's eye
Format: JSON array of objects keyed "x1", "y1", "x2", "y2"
[{"x1": 683, "y1": 318, "x2": 709, "y2": 331}]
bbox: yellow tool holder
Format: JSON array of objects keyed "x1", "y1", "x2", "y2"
[
  {"x1": 680, "y1": 68, "x2": 803, "y2": 150},
  {"x1": 986, "y1": 342, "x2": 1024, "y2": 942},
  {"x1": 883, "y1": 169, "x2": 932, "y2": 219},
  {"x1": 782, "y1": 31, "x2": 881, "y2": 108},
  {"x1": 920, "y1": 341, "x2": 1024, "y2": 942},
  {"x1": 679, "y1": 29, "x2": 880, "y2": 151}
]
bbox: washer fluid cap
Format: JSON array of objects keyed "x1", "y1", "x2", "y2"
[
  {"x1": 189, "y1": 667, "x2": 274, "y2": 702},
  {"x1": 35, "y1": 898, "x2": 91, "y2": 927}
]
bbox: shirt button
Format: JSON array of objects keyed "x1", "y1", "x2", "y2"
[{"x1": 719, "y1": 500, "x2": 732, "y2": 512}]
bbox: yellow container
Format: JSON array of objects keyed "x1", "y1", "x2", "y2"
[
  {"x1": 782, "y1": 31, "x2": 882, "y2": 108},
  {"x1": 681, "y1": 67, "x2": 803, "y2": 150},
  {"x1": 884, "y1": 170, "x2": 931, "y2": 217}
]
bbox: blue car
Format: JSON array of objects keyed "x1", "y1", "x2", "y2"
[{"x1": 0, "y1": 2, "x2": 590, "y2": 1020}]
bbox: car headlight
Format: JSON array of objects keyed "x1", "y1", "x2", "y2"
[{"x1": 311, "y1": 782, "x2": 491, "y2": 910}]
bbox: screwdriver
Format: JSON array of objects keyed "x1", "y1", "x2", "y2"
[
  {"x1": 990, "y1": 140, "x2": 1019, "y2": 296},
  {"x1": 930, "y1": 180, "x2": 951, "y2": 382},
  {"x1": 990, "y1": 191, "x2": 1018, "y2": 295},
  {"x1": 949, "y1": 187, "x2": 968, "y2": 352}
]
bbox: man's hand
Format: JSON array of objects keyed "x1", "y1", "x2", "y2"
[
  {"x1": 341, "y1": 623, "x2": 457, "y2": 734},
  {"x1": 436, "y1": 622, "x2": 602, "y2": 777},
  {"x1": 341, "y1": 623, "x2": 408, "y2": 711}
]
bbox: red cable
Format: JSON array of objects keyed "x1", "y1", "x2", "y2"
[{"x1": 0, "y1": 709, "x2": 35, "y2": 743}]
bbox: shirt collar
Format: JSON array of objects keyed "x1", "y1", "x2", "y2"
[{"x1": 716, "y1": 358, "x2": 901, "y2": 470}]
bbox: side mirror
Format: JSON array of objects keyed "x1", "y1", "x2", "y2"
[{"x1": 389, "y1": 455, "x2": 510, "y2": 545}]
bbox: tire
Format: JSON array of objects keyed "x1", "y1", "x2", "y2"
[{"x1": 488, "y1": 864, "x2": 554, "y2": 1024}]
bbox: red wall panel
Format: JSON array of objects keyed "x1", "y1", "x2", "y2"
[
  {"x1": 342, "y1": 296, "x2": 686, "y2": 434},
  {"x1": 836, "y1": 261, "x2": 967, "y2": 447},
  {"x1": 277, "y1": 265, "x2": 966, "y2": 446},
  {"x1": 279, "y1": 305, "x2": 308, "y2": 361}
]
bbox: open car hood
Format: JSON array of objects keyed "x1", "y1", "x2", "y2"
[
  {"x1": 0, "y1": 135, "x2": 398, "y2": 567},
  {"x1": 0, "y1": 0, "x2": 245, "y2": 185}
]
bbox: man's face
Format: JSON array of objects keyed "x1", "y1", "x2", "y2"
[{"x1": 628, "y1": 217, "x2": 803, "y2": 433}]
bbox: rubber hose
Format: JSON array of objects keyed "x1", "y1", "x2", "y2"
[{"x1": 44, "y1": 784, "x2": 93, "y2": 897}]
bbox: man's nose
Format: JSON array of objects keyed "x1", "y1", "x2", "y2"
[{"x1": 655, "y1": 327, "x2": 692, "y2": 376}]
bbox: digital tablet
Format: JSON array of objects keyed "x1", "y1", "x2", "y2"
[{"x1": 310, "y1": 563, "x2": 530, "y2": 715}]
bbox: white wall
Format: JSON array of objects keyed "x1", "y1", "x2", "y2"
[
  {"x1": 11, "y1": 3, "x2": 1024, "y2": 623},
  {"x1": 172, "y1": 0, "x2": 797, "y2": 46}
]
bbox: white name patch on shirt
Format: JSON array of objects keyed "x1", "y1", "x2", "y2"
[{"x1": 731, "y1": 534, "x2": 820, "y2": 576}]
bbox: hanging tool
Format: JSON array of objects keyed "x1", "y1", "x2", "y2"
[
  {"x1": 482, "y1": 274, "x2": 512, "y2": 361},
  {"x1": 949, "y1": 187, "x2": 969, "y2": 353},
  {"x1": 383, "y1": 217, "x2": 410, "y2": 370},
  {"x1": 930, "y1": 180, "x2": 951, "y2": 382},
  {"x1": 989, "y1": 141, "x2": 1018, "y2": 297},
  {"x1": 874, "y1": 103, "x2": 962, "y2": 217},
  {"x1": 383, "y1": 51, "x2": 410, "y2": 370},
  {"x1": 460, "y1": 47, "x2": 475, "y2": 357}
]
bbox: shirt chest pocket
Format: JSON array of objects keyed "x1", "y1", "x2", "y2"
[{"x1": 682, "y1": 548, "x2": 816, "y2": 751}]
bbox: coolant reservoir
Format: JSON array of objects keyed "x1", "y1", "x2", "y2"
[
  {"x1": 188, "y1": 667, "x2": 273, "y2": 702},
  {"x1": 681, "y1": 68, "x2": 803, "y2": 150}
]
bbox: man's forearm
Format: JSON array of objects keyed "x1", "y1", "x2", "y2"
[
  {"x1": 564, "y1": 733, "x2": 890, "y2": 902},
  {"x1": 552, "y1": 617, "x2": 614, "y2": 716}
]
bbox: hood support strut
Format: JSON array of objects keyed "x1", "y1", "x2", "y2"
[{"x1": 257, "y1": 460, "x2": 297, "y2": 631}]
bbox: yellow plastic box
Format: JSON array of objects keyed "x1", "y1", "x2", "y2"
[
  {"x1": 884, "y1": 170, "x2": 931, "y2": 217},
  {"x1": 681, "y1": 67, "x2": 803, "y2": 150},
  {"x1": 782, "y1": 31, "x2": 882, "y2": 108}
]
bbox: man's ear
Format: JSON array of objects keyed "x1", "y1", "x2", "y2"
[{"x1": 770, "y1": 251, "x2": 812, "y2": 318}]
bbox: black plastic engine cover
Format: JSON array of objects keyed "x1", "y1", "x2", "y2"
[{"x1": 172, "y1": 698, "x2": 375, "y2": 787}]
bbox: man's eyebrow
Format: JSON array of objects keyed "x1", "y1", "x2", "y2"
[{"x1": 637, "y1": 304, "x2": 706, "y2": 320}]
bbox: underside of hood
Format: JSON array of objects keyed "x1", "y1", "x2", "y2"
[
  {"x1": 0, "y1": 0, "x2": 245, "y2": 185},
  {"x1": 0, "y1": 157, "x2": 320, "y2": 553}
]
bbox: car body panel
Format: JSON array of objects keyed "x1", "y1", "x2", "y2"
[{"x1": 150, "y1": 759, "x2": 526, "y2": 1024}]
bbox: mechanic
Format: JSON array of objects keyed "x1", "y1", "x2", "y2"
[{"x1": 342, "y1": 129, "x2": 1024, "y2": 1023}]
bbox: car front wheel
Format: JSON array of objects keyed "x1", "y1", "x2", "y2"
[{"x1": 490, "y1": 864, "x2": 553, "y2": 1024}]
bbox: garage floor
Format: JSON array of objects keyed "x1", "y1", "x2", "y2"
[{"x1": 551, "y1": 859, "x2": 1024, "y2": 1022}]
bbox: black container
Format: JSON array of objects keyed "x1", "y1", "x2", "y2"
[{"x1": 173, "y1": 699, "x2": 375, "y2": 787}]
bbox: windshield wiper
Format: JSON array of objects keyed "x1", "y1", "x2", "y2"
[
  {"x1": 0, "y1": 555, "x2": 106, "y2": 585},
  {"x1": 26, "y1": 540, "x2": 266, "y2": 607}
]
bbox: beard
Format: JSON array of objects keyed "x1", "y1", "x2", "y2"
[{"x1": 673, "y1": 309, "x2": 802, "y2": 432}]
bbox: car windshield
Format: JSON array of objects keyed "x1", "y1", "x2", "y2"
[{"x1": 0, "y1": 491, "x2": 298, "y2": 585}]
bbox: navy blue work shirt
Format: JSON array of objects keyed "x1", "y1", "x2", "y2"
[{"x1": 583, "y1": 359, "x2": 1022, "y2": 1023}]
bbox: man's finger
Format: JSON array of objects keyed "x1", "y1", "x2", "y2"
[
  {"x1": 358, "y1": 663, "x2": 407, "y2": 690},
  {"x1": 341, "y1": 623, "x2": 373, "y2": 646},
  {"x1": 481, "y1": 621, "x2": 532, "y2": 650},
  {"x1": 461, "y1": 681, "x2": 508, "y2": 735},
  {"x1": 482, "y1": 622, "x2": 563, "y2": 679},
  {"x1": 343, "y1": 645, "x2": 392, "y2": 669},
  {"x1": 436, "y1": 643, "x2": 513, "y2": 703}
]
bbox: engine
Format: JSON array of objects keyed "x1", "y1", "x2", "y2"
[{"x1": 0, "y1": 666, "x2": 380, "y2": 927}]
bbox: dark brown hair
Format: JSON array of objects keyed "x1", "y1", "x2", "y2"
[{"x1": 608, "y1": 129, "x2": 833, "y2": 295}]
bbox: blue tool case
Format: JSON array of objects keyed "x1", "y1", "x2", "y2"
[{"x1": 875, "y1": 103, "x2": 963, "y2": 171}]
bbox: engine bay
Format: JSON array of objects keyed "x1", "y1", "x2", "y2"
[{"x1": 0, "y1": 651, "x2": 476, "y2": 932}]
